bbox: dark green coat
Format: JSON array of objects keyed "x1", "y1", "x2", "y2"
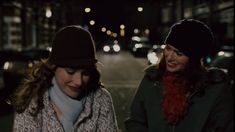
[{"x1": 125, "y1": 66, "x2": 234, "y2": 132}]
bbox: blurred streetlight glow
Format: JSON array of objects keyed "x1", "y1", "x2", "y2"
[
  {"x1": 113, "y1": 44, "x2": 121, "y2": 52},
  {"x1": 120, "y1": 29, "x2": 125, "y2": 37},
  {"x1": 46, "y1": 7, "x2": 52, "y2": 18},
  {"x1": 103, "y1": 45, "x2": 110, "y2": 52},
  {"x1": 101, "y1": 27, "x2": 107, "y2": 32},
  {"x1": 85, "y1": 7, "x2": 91, "y2": 13},
  {"x1": 89, "y1": 20, "x2": 95, "y2": 25},
  {"x1": 218, "y1": 51, "x2": 225, "y2": 56},
  {"x1": 120, "y1": 24, "x2": 125, "y2": 29},
  {"x1": 131, "y1": 36, "x2": 141, "y2": 41},
  {"x1": 107, "y1": 30, "x2": 111, "y2": 35},
  {"x1": 144, "y1": 29, "x2": 150, "y2": 35},
  {"x1": 3, "y1": 62, "x2": 10, "y2": 70},
  {"x1": 134, "y1": 28, "x2": 140, "y2": 34},
  {"x1": 137, "y1": 7, "x2": 143, "y2": 12},
  {"x1": 112, "y1": 33, "x2": 118, "y2": 38},
  {"x1": 13, "y1": 17, "x2": 21, "y2": 23},
  {"x1": 217, "y1": 51, "x2": 232, "y2": 57}
]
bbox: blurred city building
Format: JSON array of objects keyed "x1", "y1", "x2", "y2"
[
  {"x1": 159, "y1": 0, "x2": 234, "y2": 55},
  {"x1": 0, "y1": 0, "x2": 234, "y2": 53},
  {"x1": 0, "y1": 0, "x2": 65, "y2": 50}
]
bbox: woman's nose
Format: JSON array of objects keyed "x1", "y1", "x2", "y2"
[{"x1": 72, "y1": 72, "x2": 83, "y2": 86}]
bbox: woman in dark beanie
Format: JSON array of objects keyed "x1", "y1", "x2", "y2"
[
  {"x1": 10, "y1": 25, "x2": 118, "y2": 132},
  {"x1": 125, "y1": 19, "x2": 233, "y2": 132}
]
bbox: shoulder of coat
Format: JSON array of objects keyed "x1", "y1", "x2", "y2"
[
  {"x1": 207, "y1": 67, "x2": 229, "y2": 83},
  {"x1": 94, "y1": 87, "x2": 112, "y2": 100},
  {"x1": 144, "y1": 64, "x2": 162, "y2": 81},
  {"x1": 144, "y1": 64, "x2": 157, "y2": 73}
]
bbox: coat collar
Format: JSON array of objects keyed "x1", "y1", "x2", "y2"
[
  {"x1": 41, "y1": 87, "x2": 103, "y2": 126},
  {"x1": 28, "y1": 87, "x2": 104, "y2": 128}
]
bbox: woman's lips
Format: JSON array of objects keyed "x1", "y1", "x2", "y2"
[
  {"x1": 68, "y1": 85, "x2": 81, "y2": 92},
  {"x1": 167, "y1": 62, "x2": 177, "y2": 68}
]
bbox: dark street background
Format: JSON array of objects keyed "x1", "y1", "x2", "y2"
[{"x1": 98, "y1": 51, "x2": 148, "y2": 131}]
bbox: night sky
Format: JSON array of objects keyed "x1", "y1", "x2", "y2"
[{"x1": 62, "y1": 0, "x2": 161, "y2": 42}]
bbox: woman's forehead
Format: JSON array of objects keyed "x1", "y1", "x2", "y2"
[{"x1": 166, "y1": 44, "x2": 180, "y2": 52}]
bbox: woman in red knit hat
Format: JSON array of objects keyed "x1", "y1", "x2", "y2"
[{"x1": 125, "y1": 19, "x2": 233, "y2": 132}]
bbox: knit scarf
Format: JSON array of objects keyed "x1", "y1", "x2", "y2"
[
  {"x1": 162, "y1": 72, "x2": 189, "y2": 125},
  {"x1": 49, "y1": 77, "x2": 85, "y2": 132}
]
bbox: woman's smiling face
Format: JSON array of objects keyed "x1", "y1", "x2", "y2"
[
  {"x1": 164, "y1": 44, "x2": 189, "y2": 73},
  {"x1": 54, "y1": 67, "x2": 90, "y2": 98}
]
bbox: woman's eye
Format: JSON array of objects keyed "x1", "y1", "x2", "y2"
[
  {"x1": 64, "y1": 68, "x2": 91, "y2": 76},
  {"x1": 65, "y1": 68, "x2": 76, "y2": 75},
  {"x1": 176, "y1": 52, "x2": 184, "y2": 56}
]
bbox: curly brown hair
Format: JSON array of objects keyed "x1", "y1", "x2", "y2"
[{"x1": 10, "y1": 59, "x2": 101, "y2": 116}]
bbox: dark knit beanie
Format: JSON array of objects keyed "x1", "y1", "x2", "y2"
[
  {"x1": 164, "y1": 19, "x2": 214, "y2": 60},
  {"x1": 49, "y1": 25, "x2": 97, "y2": 67}
]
